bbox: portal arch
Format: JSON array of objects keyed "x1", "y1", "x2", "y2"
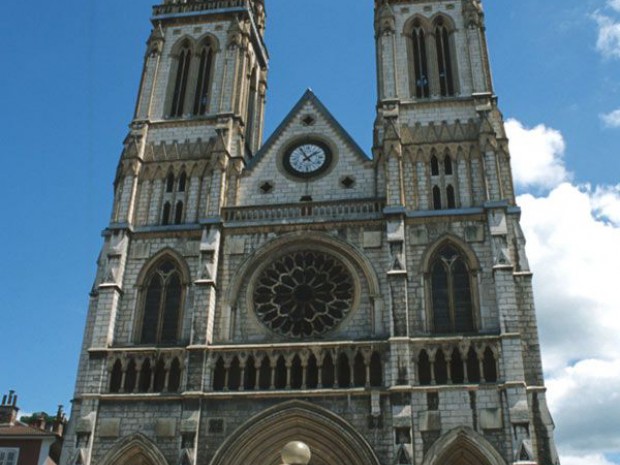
[
  {"x1": 98, "y1": 434, "x2": 169, "y2": 465},
  {"x1": 209, "y1": 400, "x2": 381, "y2": 465},
  {"x1": 421, "y1": 427, "x2": 508, "y2": 465}
]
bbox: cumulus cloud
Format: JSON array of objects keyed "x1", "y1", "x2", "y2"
[
  {"x1": 593, "y1": 9, "x2": 620, "y2": 59},
  {"x1": 509, "y1": 119, "x2": 620, "y2": 462},
  {"x1": 505, "y1": 119, "x2": 570, "y2": 190},
  {"x1": 561, "y1": 454, "x2": 619, "y2": 465},
  {"x1": 609, "y1": 0, "x2": 620, "y2": 13},
  {"x1": 601, "y1": 108, "x2": 620, "y2": 128}
]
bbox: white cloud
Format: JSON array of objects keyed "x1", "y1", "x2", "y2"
[
  {"x1": 508, "y1": 118, "x2": 620, "y2": 462},
  {"x1": 601, "y1": 108, "x2": 620, "y2": 128},
  {"x1": 505, "y1": 119, "x2": 570, "y2": 190},
  {"x1": 608, "y1": 0, "x2": 620, "y2": 13},
  {"x1": 593, "y1": 11, "x2": 620, "y2": 59},
  {"x1": 561, "y1": 454, "x2": 618, "y2": 465}
]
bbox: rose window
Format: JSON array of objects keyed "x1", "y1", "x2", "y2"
[{"x1": 253, "y1": 250, "x2": 355, "y2": 338}]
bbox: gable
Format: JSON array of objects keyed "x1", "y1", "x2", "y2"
[{"x1": 237, "y1": 90, "x2": 375, "y2": 206}]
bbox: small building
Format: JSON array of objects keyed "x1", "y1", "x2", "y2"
[{"x1": 0, "y1": 391, "x2": 65, "y2": 465}]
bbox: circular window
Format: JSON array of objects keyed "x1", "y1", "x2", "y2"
[{"x1": 253, "y1": 250, "x2": 355, "y2": 338}]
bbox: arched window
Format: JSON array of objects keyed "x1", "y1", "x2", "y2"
[
  {"x1": 411, "y1": 20, "x2": 430, "y2": 99},
  {"x1": 444, "y1": 155, "x2": 453, "y2": 175},
  {"x1": 178, "y1": 172, "x2": 187, "y2": 192},
  {"x1": 139, "y1": 258, "x2": 184, "y2": 345},
  {"x1": 153, "y1": 358, "x2": 166, "y2": 391},
  {"x1": 124, "y1": 359, "x2": 137, "y2": 393},
  {"x1": 174, "y1": 201, "x2": 184, "y2": 224},
  {"x1": 434, "y1": 17, "x2": 456, "y2": 97},
  {"x1": 193, "y1": 42, "x2": 214, "y2": 116},
  {"x1": 110, "y1": 360, "x2": 122, "y2": 393},
  {"x1": 306, "y1": 354, "x2": 318, "y2": 389},
  {"x1": 162, "y1": 202, "x2": 171, "y2": 225},
  {"x1": 274, "y1": 356, "x2": 286, "y2": 389},
  {"x1": 166, "y1": 173, "x2": 175, "y2": 193},
  {"x1": 432, "y1": 186, "x2": 442, "y2": 210},
  {"x1": 228, "y1": 357, "x2": 241, "y2": 391},
  {"x1": 431, "y1": 154, "x2": 440, "y2": 176},
  {"x1": 139, "y1": 358, "x2": 152, "y2": 392},
  {"x1": 244, "y1": 356, "x2": 256, "y2": 390},
  {"x1": 429, "y1": 244, "x2": 475, "y2": 334},
  {"x1": 418, "y1": 350, "x2": 431, "y2": 385},
  {"x1": 170, "y1": 41, "x2": 192, "y2": 117},
  {"x1": 446, "y1": 184, "x2": 456, "y2": 209}
]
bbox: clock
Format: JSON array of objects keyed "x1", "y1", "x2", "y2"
[{"x1": 283, "y1": 141, "x2": 332, "y2": 178}]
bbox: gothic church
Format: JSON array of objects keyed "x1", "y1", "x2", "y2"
[{"x1": 60, "y1": 1, "x2": 561, "y2": 464}]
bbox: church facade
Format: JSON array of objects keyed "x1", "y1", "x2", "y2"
[{"x1": 60, "y1": 1, "x2": 561, "y2": 465}]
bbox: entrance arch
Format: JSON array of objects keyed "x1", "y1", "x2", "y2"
[
  {"x1": 421, "y1": 427, "x2": 508, "y2": 465},
  {"x1": 209, "y1": 400, "x2": 381, "y2": 465},
  {"x1": 98, "y1": 434, "x2": 169, "y2": 465}
]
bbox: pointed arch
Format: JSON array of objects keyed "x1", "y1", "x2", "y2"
[
  {"x1": 169, "y1": 38, "x2": 193, "y2": 118},
  {"x1": 420, "y1": 427, "x2": 507, "y2": 465},
  {"x1": 422, "y1": 236, "x2": 480, "y2": 334},
  {"x1": 193, "y1": 37, "x2": 215, "y2": 116},
  {"x1": 208, "y1": 401, "x2": 381, "y2": 465},
  {"x1": 134, "y1": 249, "x2": 190, "y2": 345},
  {"x1": 98, "y1": 434, "x2": 169, "y2": 465},
  {"x1": 432, "y1": 15, "x2": 458, "y2": 97}
]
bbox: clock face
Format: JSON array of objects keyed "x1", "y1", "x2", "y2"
[{"x1": 283, "y1": 142, "x2": 332, "y2": 178}]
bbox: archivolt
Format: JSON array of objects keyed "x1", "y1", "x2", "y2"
[
  {"x1": 97, "y1": 434, "x2": 169, "y2": 465},
  {"x1": 421, "y1": 427, "x2": 508, "y2": 465},
  {"x1": 209, "y1": 400, "x2": 381, "y2": 465}
]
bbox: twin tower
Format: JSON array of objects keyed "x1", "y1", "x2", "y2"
[{"x1": 61, "y1": 1, "x2": 561, "y2": 465}]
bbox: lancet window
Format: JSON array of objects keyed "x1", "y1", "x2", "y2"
[
  {"x1": 138, "y1": 258, "x2": 184, "y2": 345},
  {"x1": 407, "y1": 15, "x2": 458, "y2": 99},
  {"x1": 430, "y1": 151, "x2": 457, "y2": 210},
  {"x1": 167, "y1": 37, "x2": 216, "y2": 118},
  {"x1": 428, "y1": 244, "x2": 475, "y2": 333},
  {"x1": 161, "y1": 171, "x2": 187, "y2": 225}
]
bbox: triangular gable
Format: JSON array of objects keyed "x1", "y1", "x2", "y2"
[{"x1": 248, "y1": 89, "x2": 371, "y2": 170}]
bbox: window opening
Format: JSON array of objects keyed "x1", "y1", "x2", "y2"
[
  {"x1": 174, "y1": 201, "x2": 184, "y2": 224},
  {"x1": 430, "y1": 245, "x2": 475, "y2": 333},
  {"x1": 110, "y1": 360, "x2": 122, "y2": 393},
  {"x1": 171, "y1": 43, "x2": 191, "y2": 117},
  {"x1": 433, "y1": 186, "x2": 442, "y2": 210},
  {"x1": 193, "y1": 46, "x2": 213, "y2": 116},
  {"x1": 139, "y1": 259, "x2": 183, "y2": 344},
  {"x1": 228, "y1": 357, "x2": 241, "y2": 391},
  {"x1": 431, "y1": 155, "x2": 440, "y2": 176},
  {"x1": 178, "y1": 172, "x2": 187, "y2": 192},
  {"x1": 370, "y1": 351, "x2": 383, "y2": 387},
  {"x1": 418, "y1": 350, "x2": 431, "y2": 385},
  {"x1": 162, "y1": 202, "x2": 171, "y2": 225},
  {"x1": 447, "y1": 184, "x2": 456, "y2": 209},
  {"x1": 244, "y1": 356, "x2": 256, "y2": 390},
  {"x1": 168, "y1": 358, "x2": 181, "y2": 392},
  {"x1": 213, "y1": 357, "x2": 226, "y2": 391},
  {"x1": 124, "y1": 359, "x2": 137, "y2": 393},
  {"x1": 444, "y1": 155, "x2": 453, "y2": 175},
  {"x1": 434, "y1": 350, "x2": 448, "y2": 384},
  {"x1": 435, "y1": 18, "x2": 455, "y2": 96},
  {"x1": 337, "y1": 353, "x2": 351, "y2": 388},
  {"x1": 411, "y1": 21, "x2": 430, "y2": 98}
]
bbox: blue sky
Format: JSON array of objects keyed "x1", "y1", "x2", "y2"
[{"x1": 1, "y1": 1, "x2": 620, "y2": 464}]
